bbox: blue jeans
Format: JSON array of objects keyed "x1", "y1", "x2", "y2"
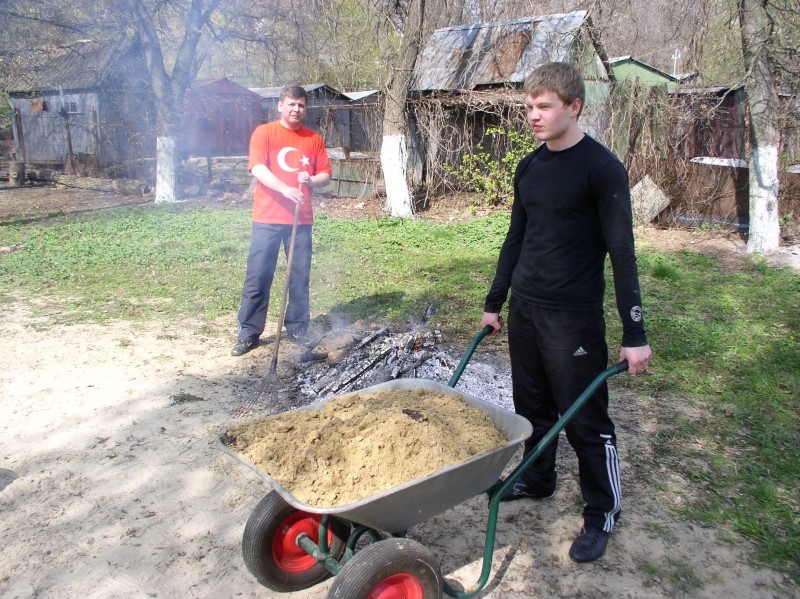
[
  {"x1": 236, "y1": 223, "x2": 312, "y2": 342},
  {"x1": 507, "y1": 296, "x2": 621, "y2": 532}
]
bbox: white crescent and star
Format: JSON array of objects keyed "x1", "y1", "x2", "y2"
[{"x1": 277, "y1": 147, "x2": 311, "y2": 172}]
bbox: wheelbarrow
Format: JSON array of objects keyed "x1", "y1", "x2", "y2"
[{"x1": 218, "y1": 326, "x2": 628, "y2": 598}]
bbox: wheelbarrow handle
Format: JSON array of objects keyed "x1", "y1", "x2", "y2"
[
  {"x1": 612, "y1": 359, "x2": 629, "y2": 374},
  {"x1": 447, "y1": 325, "x2": 495, "y2": 388},
  {"x1": 498, "y1": 359, "x2": 629, "y2": 493}
]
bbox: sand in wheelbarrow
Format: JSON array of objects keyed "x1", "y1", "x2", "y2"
[{"x1": 223, "y1": 387, "x2": 509, "y2": 507}]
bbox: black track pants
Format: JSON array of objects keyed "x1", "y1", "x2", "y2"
[{"x1": 507, "y1": 296, "x2": 621, "y2": 532}]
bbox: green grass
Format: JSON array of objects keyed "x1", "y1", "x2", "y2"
[
  {"x1": 627, "y1": 242, "x2": 800, "y2": 577},
  {"x1": 1, "y1": 203, "x2": 798, "y2": 577},
  {"x1": 1, "y1": 205, "x2": 252, "y2": 322},
  {"x1": 0, "y1": 205, "x2": 510, "y2": 332}
]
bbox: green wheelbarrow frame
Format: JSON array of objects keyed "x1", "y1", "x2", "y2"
[{"x1": 290, "y1": 326, "x2": 628, "y2": 598}]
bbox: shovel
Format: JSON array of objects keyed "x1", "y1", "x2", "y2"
[{"x1": 251, "y1": 191, "x2": 302, "y2": 403}]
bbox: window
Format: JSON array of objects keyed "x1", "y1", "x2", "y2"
[{"x1": 63, "y1": 101, "x2": 81, "y2": 115}]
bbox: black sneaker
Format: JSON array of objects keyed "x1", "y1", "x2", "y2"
[
  {"x1": 568, "y1": 526, "x2": 610, "y2": 563},
  {"x1": 500, "y1": 480, "x2": 556, "y2": 502},
  {"x1": 286, "y1": 331, "x2": 308, "y2": 344},
  {"x1": 231, "y1": 339, "x2": 258, "y2": 357}
]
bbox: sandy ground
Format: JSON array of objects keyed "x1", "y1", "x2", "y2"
[
  {"x1": 1, "y1": 185, "x2": 799, "y2": 598},
  {"x1": 1, "y1": 307, "x2": 797, "y2": 599}
]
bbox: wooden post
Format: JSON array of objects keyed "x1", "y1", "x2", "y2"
[
  {"x1": 8, "y1": 103, "x2": 26, "y2": 186},
  {"x1": 90, "y1": 108, "x2": 99, "y2": 156},
  {"x1": 14, "y1": 108, "x2": 26, "y2": 162},
  {"x1": 61, "y1": 108, "x2": 80, "y2": 175}
]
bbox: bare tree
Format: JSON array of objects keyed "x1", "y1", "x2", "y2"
[
  {"x1": 0, "y1": 0, "x2": 222, "y2": 202},
  {"x1": 193, "y1": 0, "x2": 390, "y2": 91},
  {"x1": 378, "y1": 0, "x2": 426, "y2": 217},
  {"x1": 127, "y1": 0, "x2": 221, "y2": 203}
]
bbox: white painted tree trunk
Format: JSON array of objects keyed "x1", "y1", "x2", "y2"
[
  {"x1": 154, "y1": 136, "x2": 179, "y2": 203},
  {"x1": 739, "y1": 0, "x2": 781, "y2": 254},
  {"x1": 381, "y1": 134, "x2": 413, "y2": 218},
  {"x1": 746, "y1": 144, "x2": 781, "y2": 253},
  {"x1": 378, "y1": 0, "x2": 425, "y2": 218}
]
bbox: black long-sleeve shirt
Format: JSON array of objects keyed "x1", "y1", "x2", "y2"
[{"x1": 484, "y1": 135, "x2": 648, "y2": 347}]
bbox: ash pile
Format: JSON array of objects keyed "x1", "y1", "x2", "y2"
[
  {"x1": 234, "y1": 324, "x2": 514, "y2": 417},
  {"x1": 219, "y1": 326, "x2": 506, "y2": 417},
  {"x1": 242, "y1": 326, "x2": 514, "y2": 416}
]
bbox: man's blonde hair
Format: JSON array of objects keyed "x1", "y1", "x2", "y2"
[{"x1": 523, "y1": 62, "x2": 585, "y2": 116}]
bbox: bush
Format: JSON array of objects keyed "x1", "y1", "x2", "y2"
[{"x1": 444, "y1": 127, "x2": 537, "y2": 208}]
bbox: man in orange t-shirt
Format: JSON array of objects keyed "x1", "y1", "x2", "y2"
[{"x1": 232, "y1": 85, "x2": 332, "y2": 357}]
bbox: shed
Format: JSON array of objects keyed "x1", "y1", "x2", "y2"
[
  {"x1": 668, "y1": 86, "x2": 800, "y2": 226},
  {"x1": 672, "y1": 86, "x2": 747, "y2": 161},
  {"x1": 635, "y1": 86, "x2": 799, "y2": 227},
  {"x1": 4, "y1": 38, "x2": 155, "y2": 176},
  {"x1": 408, "y1": 11, "x2": 613, "y2": 195},
  {"x1": 606, "y1": 56, "x2": 681, "y2": 171},
  {"x1": 181, "y1": 78, "x2": 262, "y2": 158},
  {"x1": 327, "y1": 90, "x2": 384, "y2": 198},
  {"x1": 342, "y1": 90, "x2": 383, "y2": 152},
  {"x1": 248, "y1": 84, "x2": 352, "y2": 148},
  {"x1": 608, "y1": 56, "x2": 679, "y2": 90}
]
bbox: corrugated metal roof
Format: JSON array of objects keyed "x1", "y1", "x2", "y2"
[
  {"x1": 249, "y1": 83, "x2": 341, "y2": 99},
  {"x1": 411, "y1": 11, "x2": 588, "y2": 92},
  {"x1": 4, "y1": 38, "x2": 138, "y2": 93}
]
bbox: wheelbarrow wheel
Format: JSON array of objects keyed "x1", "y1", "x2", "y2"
[
  {"x1": 327, "y1": 537, "x2": 443, "y2": 599},
  {"x1": 242, "y1": 491, "x2": 349, "y2": 592}
]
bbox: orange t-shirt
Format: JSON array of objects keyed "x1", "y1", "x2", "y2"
[{"x1": 247, "y1": 121, "x2": 332, "y2": 225}]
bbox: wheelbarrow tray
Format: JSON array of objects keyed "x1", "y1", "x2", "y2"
[{"x1": 219, "y1": 378, "x2": 532, "y2": 533}]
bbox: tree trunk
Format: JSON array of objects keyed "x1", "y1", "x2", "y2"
[
  {"x1": 9, "y1": 161, "x2": 25, "y2": 187},
  {"x1": 381, "y1": 134, "x2": 412, "y2": 217},
  {"x1": 380, "y1": 0, "x2": 425, "y2": 218},
  {"x1": 155, "y1": 136, "x2": 180, "y2": 203},
  {"x1": 739, "y1": 0, "x2": 781, "y2": 254}
]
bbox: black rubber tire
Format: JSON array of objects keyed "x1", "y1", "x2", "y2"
[
  {"x1": 327, "y1": 537, "x2": 443, "y2": 599},
  {"x1": 242, "y1": 491, "x2": 348, "y2": 592}
]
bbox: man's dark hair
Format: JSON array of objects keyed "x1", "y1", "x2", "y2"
[
  {"x1": 280, "y1": 85, "x2": 309, "y2": 103},
  {"x1": 524, "y1": 62, "x2": 585, "y2": 116}
]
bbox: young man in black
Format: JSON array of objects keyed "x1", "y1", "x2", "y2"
[{"x1": 480, "y1": 62, "x2": 653, "y2": 563}]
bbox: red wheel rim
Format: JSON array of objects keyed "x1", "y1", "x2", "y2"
[
  {"x1": 366, "y1": 573, "x2": 424, "y2": 599},
  {"x1": 272, "y1": 512, "x2": 329, "y2": 572}
]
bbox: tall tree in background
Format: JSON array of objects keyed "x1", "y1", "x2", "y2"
[
  {"x1": 738, "y1": 0, "x2": 781, "y2": 253},
  {"x1": 128, "y1": 0, "x2": 221, "y2": 203},
  {"x1": 197, "y1": 0, "x2": 390, "y2": 90},
  {"x1": 378, "y1": 0, "x2": 426, "y2": 217}
]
